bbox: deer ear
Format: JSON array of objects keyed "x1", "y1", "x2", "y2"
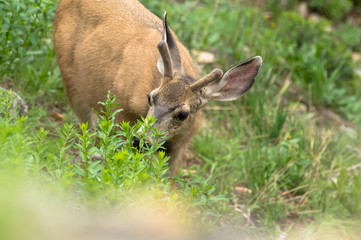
[
  {"x1": 157, "y1": 41, "x2": 173, "y2": 78},
  {"x1": 157, "y1": 12, "x2": 182, "y2": 77},
  {"x1": 203, "y1": 56, "x2": 262, "y2": 101},
  {"x1": 157, "y1": 56, "x2": 165, "y2": 75}
]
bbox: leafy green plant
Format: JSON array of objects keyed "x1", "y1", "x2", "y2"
[
  {"x1": 308, "y1": 0, "x2": 353, "y2": 20},
  {"x1": 0, "y1": 0, "x2": 57, "y2": 79},
  {"x1": 353, "y1": 0, "x2": 361, "y2": 7},
  {"x1": 265, "y1": 0, "x2": 299, "y2": 15},
  {"x1": 339, "y1": 22, "x2": 361, "y2": 51},
  {"x1": 0, "y1": 89, "x2": 31, "y2": 175},
  {"x1": 68, "y1": 93, "x2": 227, "y2": 217},
  {"x1": 1, "y1": 89, "x2": 227, "y2": 224},
  {"x1": 270, "y1": 12, "x2": 361, "y2": 122}
]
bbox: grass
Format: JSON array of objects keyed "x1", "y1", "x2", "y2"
[{"x1": 1, "y1": 0, "x2": 361, "y2": 239}]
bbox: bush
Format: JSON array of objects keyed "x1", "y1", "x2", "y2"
[
  {"x1": 308, "y1": 0, "x2": 353, "y2": 20},
  {"x1": 0, "y1": 0, "x2": 57, "y2": 79},
  {"x1": 0, "y1": 90, "x2": 226, "y2": 223},
  {"x1": 339, "y1": 23, "x2": 361, "y2": 52},
  {"x1": 272, "y1": 12, "x2": 361, "y2": 122},
  {"x1": 352, "y1": 0, "x2": 361, "y2": 7}
]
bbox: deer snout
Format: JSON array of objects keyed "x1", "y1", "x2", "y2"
[
  {"x1": 132, "y1": 136, "x2": 141, "y2": 149},
  {"x1": 132, "y1": 135, "x2": 154, "y2": 150}
]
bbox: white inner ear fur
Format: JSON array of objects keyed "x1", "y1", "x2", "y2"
[
  {"x1": 203, "y1": 78, "x2": 227, "y2": 97},
  {"x1": 157, "y1": 57, "x2": 164, "y2": 75},
  {"x1": 203, "y1": 56, "x2": 262, "y2": 101}
]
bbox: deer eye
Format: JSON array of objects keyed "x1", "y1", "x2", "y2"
[
  {"x1": 176, "y1": 111, "x2": 189, "y2": 121},
  {"x1": 147, "y1": 94, "x2": 151, "y2": 106}
]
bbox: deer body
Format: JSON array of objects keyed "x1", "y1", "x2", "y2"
[{"x1": 54, "y1": 0, "x2": 262, "y2": 175}]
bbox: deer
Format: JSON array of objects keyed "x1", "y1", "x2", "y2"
[{"x1": 53, "y1": 0, "x2": 262, "y2": 176}]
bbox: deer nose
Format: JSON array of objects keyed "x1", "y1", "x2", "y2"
[
  {"x1": 132, "y1": 136, "x2": 153, "y2": 150},
  {"x1": 132, "y1": 136, "x2": 140, "y2": 149}
]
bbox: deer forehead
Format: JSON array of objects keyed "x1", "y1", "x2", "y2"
[{"x1": 153, "y1": 80, "x2": 192, "y2": 106}]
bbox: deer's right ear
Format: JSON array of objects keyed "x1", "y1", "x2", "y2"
[
  {"x1": 203, "y1": 56, "x2": 262, "y2": 101},
  {"x1": 157, "y1": 56, "x2": 165, "y2": 75}
]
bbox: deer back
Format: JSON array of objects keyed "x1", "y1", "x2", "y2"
[{"x1": 54, "y1": 0, "x2": 197, "y2": 124}]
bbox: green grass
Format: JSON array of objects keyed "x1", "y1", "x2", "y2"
[{"x1": 1, "y1": 0, "x2": 361, "y2": 239}]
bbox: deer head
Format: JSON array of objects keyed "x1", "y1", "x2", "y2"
[{"x1": 134, "y1": 12, "x2": 262, "y2": 149}]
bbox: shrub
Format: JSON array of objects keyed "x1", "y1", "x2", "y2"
[
  {"x1": 0, "y1": 90, "x2": 226, "y2": 223},
  {"x1": 0, "y1": 0, "x2": 57, "y2": 79},
  {"x1": 339, "y1": 23, "x2": 361, "y2": 52},
  {"x1": 273, "y1": 12, "x2": 360, "y2": 122},
  {"x1": 352, "y1": 0, "x2": 361, "y2": 7},
  {"x1": 308, "y1": 0, "x2": 353, "y2": 20}
]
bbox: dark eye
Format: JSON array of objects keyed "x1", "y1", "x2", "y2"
[
  {"x1": 176, "y1": 111, "x2": 189, "y2": 121},
  {"x1": 147, "y1": 94, "x2": 151, "y2": 106}
]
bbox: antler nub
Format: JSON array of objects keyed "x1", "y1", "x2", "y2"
[
  {"x1": 190, "y1": 69, "x2": 223, "y2": 93},
  {"x1": 162, "y1": 12, "x2": 168, "y2": 42},
  {"x1": 157, "y1": 40, "x2": 173, "y2": 79}
]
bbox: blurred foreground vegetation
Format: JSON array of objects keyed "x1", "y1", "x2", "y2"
[{"x1": 1, "y1": 0, "x2": 361, "y2": 239}]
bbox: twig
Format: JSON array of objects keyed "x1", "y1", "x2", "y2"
[
  {"x1": 231, "y1": 200, "x2": 255, "y2": 226},
  {"x1": 276, "y1": 231, "x2": 287, "y2": 240},
  {"x1": 331, "y1": 163, "x2": 361, "y2": 184}
]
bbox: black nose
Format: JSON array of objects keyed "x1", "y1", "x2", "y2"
[{"x1": 132, "y1": 137, "x2": 140, "y2": 148}]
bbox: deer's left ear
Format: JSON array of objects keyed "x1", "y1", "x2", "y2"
[{"x1": 203, "y1": 56, "x2": 262, "y2": 101}]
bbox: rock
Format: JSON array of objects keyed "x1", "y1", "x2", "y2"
[
  {"x1": 353, "y1": 52, "x2": 361, "y2": 78},
  {"x1": 234, "y1": 186, "x2": 252, "y2": 195},
  {"x1": 355, "y1": 68, "x2": 361, "y2": 78},
  {"x1": 309, "y1": 13, "x2": 321, "y2": 23},
  {"x1": 193, "y1": 50, "x2": 215, "y2": 64},
  {"x1": 297, "y1": 2, "x2": 308, "y2": 18},
  {"x1": 352, "y1": 52, "x2": 361, "y2": 62},
  {"x1": 0, "y1": 87, "x2": 28, "y2": 118},
  {"x1": 325, "y1": 25, "x2": 333, "y2": 33}
]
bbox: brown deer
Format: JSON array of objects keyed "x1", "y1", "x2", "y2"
[{"x1": 53, "y1": 0, "x2": 262, "y2": 175}]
